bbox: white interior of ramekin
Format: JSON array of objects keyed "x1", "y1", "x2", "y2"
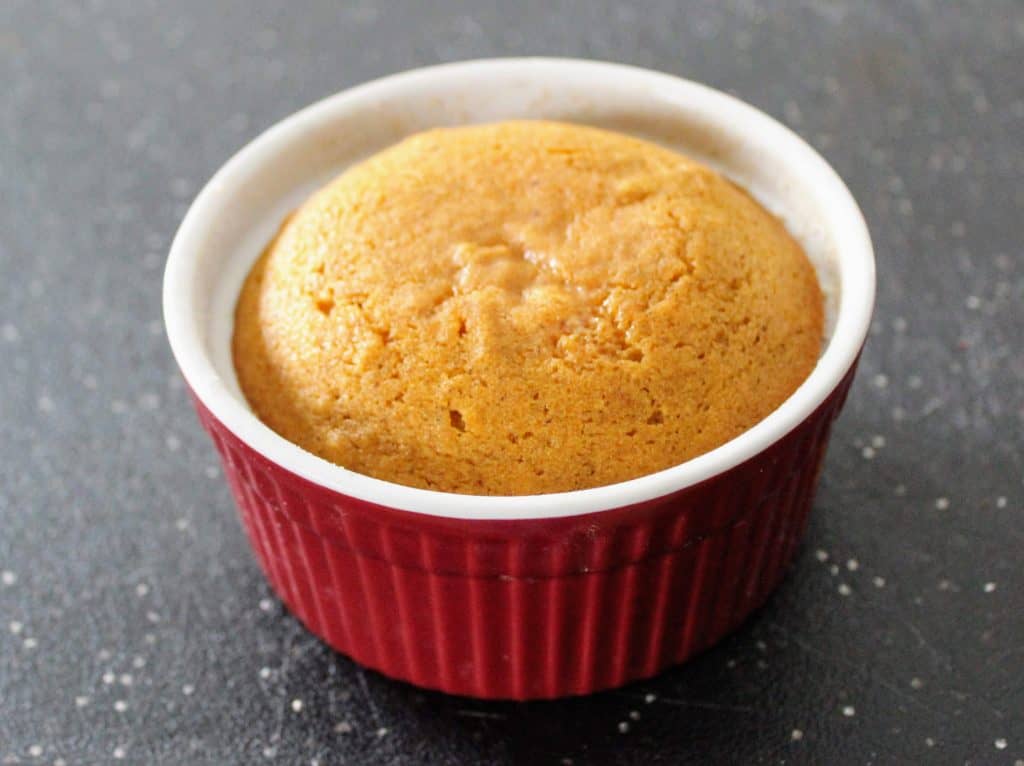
[{"x1": 164, "y1": 58, "x2": 875, "y2": 520}]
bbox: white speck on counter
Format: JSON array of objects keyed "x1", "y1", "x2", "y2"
[
  {"x1": 132, "y1": 656, "x2": 145, "y2": 669},
  {"x1": 37, "y1": 394, "x2": 55, "y2": 413},
  {"x1": 259, "y1": 598, "x2": 274, "y2": 612},
  {"x1": 291, "y1": 699, "x2": 304, "y2": 713},
  {"x1": 783, "y1": 100, "x2": 803, "y2": 125},
  {"x1": 173, "y1": 75, "x2": 193, "y2": 99},
  {"x1": 376, "y1": 727, "x2": 389, "y2": 738},
  {"x1": 75, "y1": 696, "x2": 90, "y2": 708},
  {"x1": 259, "y1": 667, "x2": 272, "y2": 680},
  {"x1": 925, "y1": 738, "x2": 935, "y2": 747},
  {"x1": 838, "y1": 583, "x2": 852, "y2": 596},
  {"x1": 119, "y1": 674, "x2": 133, "y2": 686},
  {"x1": 9, "y1": 621, "x2": 22, "y2": 635},
  {"x1": 871, "y1": 435, "x2": 886, "y2": 449},
  {"x1": 984, "y1": 582, "x2": 997, "y2": 593},
  {"x1": 861, "y1": 446, "x2": 876, "y2": 459},
  {"x1": 28, "y1": 745, "x2": 42, "y2": 757},
  {"x1": 910, "y1": 677, "x2": 924, "y2": 689},
  {"x1": 146, "y1": 611, "x2": 161, "y2": 623},
  {"x1": 23, "y1": 637, "x2": 37, "y2": 650},
  {"x1": 182, "y1": 684, "x2": 195, "y2": 696},
  {"x1": 907, "y1": 375, "x2": 923, "y2": 389},
  {"x1": 113, "y1": 700, "x2": 127, "y2": 713},
  {"x1": 829, "y1": 564, "x2": 840, "y2": 576},
  {"x1": 847, "y1": 559, "x2": 860, "y2": 571},
  {"x1": 144, "y1": 633, "x2": 156, "y2": 645},
  {"x1": 334, "y1": 721, "x2": 353, "y2": 734},
  {"x1": 171, "y1": 178, "x2": 191, "y2": 198},
  {"x1": 873, "y1": 576, "x2": 886, "y2": 588},
  {"x1": 165, "y1": 434, "x2": 181, "y2": 451},
  {"x1": 255, "y1": 26, "x2": 277, "y2": 50},
  {"x1": 617, "y1": 721, "x2": 630, "y2": 733},
  {"x1": 135, "y1": 583, "x2": 149, "y2": 597},
  {"x1": 102, "y1": 672, "x2": 115, "y2": 685},
  {"x1": 228, "y1": 113, "x2": 250, "y2": 132},
  {"x1": 996, "y1": 497, "x2": 1007, "y2": 508},
  {"x1": 995, "y1": 738, "x2": 1008, "y2": 750},
  {"x1": 965, "y1": 295, "x2": 981, "y2": 310},
  {"x1": 815, "y1": 549, "x2": 828, "y2": 562},
  {"x1": 262, "y1": 746, "x2": 276, "y2": 759},
  {"x1": 873, "y1": 373, "x2": 888, "y2": 388},
  {"x1": 894, "y1": 484, "x2": 907, "y2": 496},
  {"x1": 143, "y1": 251, "x2": 162, "y2": 270},
  {"x1": 175, "y1": 518, "x2": 189, "y2": 531},
  {"x1": 629, "y1": 710, "x2": 641, "y2": 720},
  {"x1": 935, "y1": 497, "x2": 950, "y2": 510},
  {"x1": 644, "y1": 693, "x2": 657, "y2": 703},
  {"x1": 113, "y1": 746, "x2": 126, "y2": 760},
  {"x1": 842, "y1": 705, "x2": 855, "y2": 717},
  {"x1": 100, "y1": 79, "x2": 120, "y2": 99},
  {"x1": 55, "y1": 757, "x2": 67, "y2": 766},
  {"x1": 791, "y1": 729, "x2": 804, "y2": 741}
]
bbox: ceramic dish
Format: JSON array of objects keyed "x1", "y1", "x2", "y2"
[{"x1": 164, "y1": 58, "x2": 875, "y2": 699}]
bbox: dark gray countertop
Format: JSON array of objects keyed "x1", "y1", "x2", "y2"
[{"x1": 2, "y1": 1, "x2": 1022, "y2": 764}]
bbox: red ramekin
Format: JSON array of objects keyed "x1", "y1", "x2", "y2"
[{"x1": 164, "y1": 59, "x2": 875, "y2": 700}]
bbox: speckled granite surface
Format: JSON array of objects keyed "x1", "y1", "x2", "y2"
[{"x1": 1, "y1": 1, "x2": 1021, "y2": 764}]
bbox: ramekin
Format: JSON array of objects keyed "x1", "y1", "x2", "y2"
[{"x1": 164, "y1": 58, "x2": 875, "y2": 700}]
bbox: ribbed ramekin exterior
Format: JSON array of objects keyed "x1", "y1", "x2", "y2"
[{"x1": 192, "y1": 366, "x2": 855, "y2": 699}]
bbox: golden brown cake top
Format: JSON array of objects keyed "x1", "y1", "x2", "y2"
[{"x1": 233, "y1": 121, "x2": 824, "y2": 495}]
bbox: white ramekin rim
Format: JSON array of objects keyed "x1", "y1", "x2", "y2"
[{"x1": 163, "y1": 57, "x2": 875, "y2": 521}]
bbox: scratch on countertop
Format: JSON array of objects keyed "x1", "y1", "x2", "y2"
[
  {"x1": 356, "y1": 666, "x2": 382, "y2": 728},
  {"x1": 765, "y1": 620, "x2": 953, "y2": 721}
]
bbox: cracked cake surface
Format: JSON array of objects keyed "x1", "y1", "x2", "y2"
[{"x1": 232, "y1": 121, "x2": 824, "y2": 495}]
